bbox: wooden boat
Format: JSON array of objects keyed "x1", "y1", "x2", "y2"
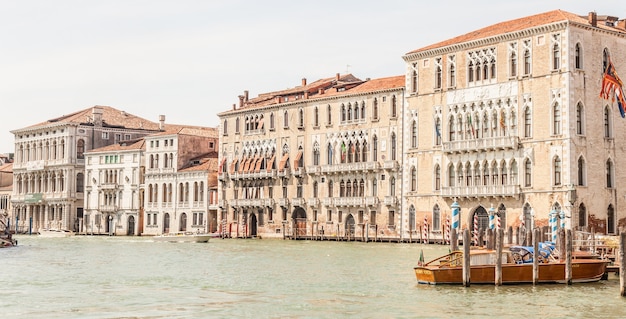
[
  {"x1": 38, "y1": 229, "x2": 75, "y2": 238},
  {"x1": 414, "y1": 246, "x2": 609, "y2": 285},
  {"x1": 1, "y1": 233, "x2": 17, "y2": 248},
  {"x1": 153, "y1": 231, "x2": 212, "y2": 243}
]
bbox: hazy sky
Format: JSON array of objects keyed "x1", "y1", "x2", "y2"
[{"x1": 1, "y1": 1, "x2": 622, "y2": 153}]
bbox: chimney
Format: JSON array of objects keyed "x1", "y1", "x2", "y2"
[
  {"x1": 244, "y1": 90, "x2": 249, "y2": 102},
  {"x1": 336, "y1": 73, "x2": 340, "y2": 81},
  {"x1": 238, "y1": 95, "x2": 244, "y2": 108},
  {"x1": 92, "y1": 106, "x2": 103, "y2": 126},
  {"x1": 302, "y1": 78, "x2": 307, "y2": 86},
  {"x1": 275, "y1": 96, "x2": 282, "y2": 103},
  {"x1": 232, "y1": 103, "x2": 236, "y2": 110},
  {"x1": 318, "y1": 88, "x2": 324, "y2": 94},
  {"x1": 589, "y1": 12, "x2": 597, "y2": 27},
  {"x1": 159, "y1": 115, "x2": 165, "y2": 130},
  {"x1": 304, "y1": 91, "x2": 309, "y2": 99}
]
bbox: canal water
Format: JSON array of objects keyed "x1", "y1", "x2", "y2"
[{"x1": 1, "y1": 235, "x2": 625, "y2": 319}]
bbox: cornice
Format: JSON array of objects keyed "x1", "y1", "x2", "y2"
[{"x1": 402, "y1": 21, "x2": 569, "y2": 61}]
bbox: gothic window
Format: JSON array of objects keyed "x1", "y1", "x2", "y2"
[
  {"x1": 578, "y1": 156, "x2": 585, "y2": 186},
  {"x1": 576, "y1": 102, "x2": 584, "y2": 135},
  {"x1": 575, "y1": 43, "x2": 583, "y2": 69},
  {"x1": 553, "y1": 156, "x2": 562, "y2": 186}
]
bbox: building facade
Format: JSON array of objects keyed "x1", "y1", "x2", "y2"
[
  {"x1": 84, "y1": 139, "x2": 145, "y2": 235},
  {"x1": 142, "y1": 126, "x2": 219, "y2": 236},
  {"x1": 403, "y1": 10, "x2": 626, "y2": 239},
  {"x1": 10, "y1": 106, "x2": 162, "y2": 233},
  {"x1": 218, "y1": 74, "x2": 406, "y2": 239}
]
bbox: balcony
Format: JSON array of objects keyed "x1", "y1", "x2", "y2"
[
  {"x1": 442, "y1": 184, "x2": 521, "y2": 198},
  {"x1": 292, "y1": 167, "x2": 305, "y2": 177},
  {"x1": 334, "y1": 197, "x2": 364, "y2": 207},
  {"x1": 231, "y1": 170, "x2": 277, "y2": 180},
  {"x1": 100, "y1": 183, "x2": 121, "y2": 190},
  {"x1": 307, "y1": 198, "x2": 320, "y2": 207},
  {"x1": 218, "y1": 199, "x2": 228, "y2": 208},
  {"x1": 383, "y1": 160, "x2": 399, "y2": 171},
  {"x1": 277, "y1": 168, "x2": 291, "y2": 178},
  {"x1": 383, "y1": 196, "x2": 398, "y2": 206},
  {"x1": 291, "y1": 198, "x2": 306, "y2": 207},
  {"x1": 321, "y1": 198, "x2": 334, "y2": 207},
  {"x1": 145, "y1": 167, "x2": 176, "y2": 175},
  {"x1": 364, "y1": 197, "x2": 379, "y2": 206},
  {"x1": 99, "y1": 205, "x2": 118, "y2": 213},
  {"x1": 442, "y1": 136, "x2": 519, "y2": 154},
  {"x1": 278, "y1": 198, "x2": 290, "y2": 208},
  {"x1": 306, "y1": 166, "x2": 321, "y2": 175},
  {"x1": 218, "y1": 172, "x2": 228, "y2": 181},
  {"x1": 321, "y1": 161, "x2": 381, "y2": 174}
]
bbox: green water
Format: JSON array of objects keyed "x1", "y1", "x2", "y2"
[{"x1": 1, "y1": 235, "x2": 624, "y2": 318}]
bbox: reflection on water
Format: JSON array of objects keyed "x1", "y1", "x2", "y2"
[{"x1": 1, "y1": 235, "x2": 625, "y2": 318}]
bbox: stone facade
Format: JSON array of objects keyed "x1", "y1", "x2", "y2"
[
  {"x1": 10, "y1": 106, "x2": 162, "y2": 233},
  {"x1": 218, "y1": 74, "x2": 407, "y2": 239},
  {"x1": 402, "y1": 10, "x2": 626, "y2": 238}
]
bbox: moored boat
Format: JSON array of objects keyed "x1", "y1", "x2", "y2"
[
  {"x1": 153, "y1": 231, "x2": 212, "y2": 243},
  {"x1": 38, "y1": 229, "x2": 76, "y2": 238},
  {"x1": 414, "y1": 246, "x2": 609, "y2": 285}
]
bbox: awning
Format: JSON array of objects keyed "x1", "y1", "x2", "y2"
[
  {"x1": 229, "y1": 158, "x2": 239, "y2": 174},
  {"x1": 238, "y1": 157, "x2": 247, "y2": 173},
  {"x1": 293, "y1": 151, "x2": 303, "y2": 168},
  {"x1": 218, "y1": 158, "x2": 227, "y2": 173},
  {"x1": 254, "y1": 156, "x2": 263, "y2": 172},
  {"x1": 266, "y1": 153, "x2": 276, "y2": 172},
  {"x1": 246, "y1": 156, "x2": 258, "y2": 172},
  {"x1": 278, "y1": 153, "x2": 290, "y2": 172}
]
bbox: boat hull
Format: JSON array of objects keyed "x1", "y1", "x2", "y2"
[
  {"x1": 153, "y1": 232, "x2": 212, "y2": 243},
  {"x1": 39, "y1": 229, "x2": 75, "y2": 238},
  {"x1": 414, "y1": 260, "x2": 609, "y2": 285}
]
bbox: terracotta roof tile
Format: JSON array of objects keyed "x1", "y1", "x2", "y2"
[
  {"x1": 86, "y1": 139, "x2": 146, "y2": 153},
  {"x1": 406, "y1": 10, "x2": 625, "y2": 55},
  {"x1": 14, "y1": 105, "x2": 162, "y2": 132}
]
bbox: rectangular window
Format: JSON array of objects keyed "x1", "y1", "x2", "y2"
[
  {"x1": 338, "y1": 211, "x2": 343, "y2": 223},
  {"x1": 388, "y1": 211, "x2": 395, "y2": 226},
  {"x1": 370, "y1": 211, "x2": 376, "y2": 225},
  {"x1": 102, "y1": 132, "x2": 109, "y2": 139},
  {"x1": 327, "y1": 209, "x2": 332, "y2": 222}
]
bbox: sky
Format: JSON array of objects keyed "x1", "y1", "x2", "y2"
[{"x1": 1, "y1": 0, "x2": 623, "y2": 153}]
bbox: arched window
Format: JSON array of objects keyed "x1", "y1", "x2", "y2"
[
  {"x1": 604, "y1": 106, "x2": 611, "y2": 138},
  {"x1": 76, "y1": 139, "x2": 85, "y2": 159},
  {"x1": 578, "y1": 156, "x2": 585, "y2": 186},
  {"x1": 411, "y1": 166, "x2": 417, "y2": 191},
  {"x1": 372, "y1": 135, "x2": 378, "y2": 161},
  {"x1": 269, "y1": 112, "x2": 275, "y2": 130},
  {"x1": 576, "y1": 102, "x2": 584, "y2": 135},
  {"x1": 341, "y1": 104, "x2": 346, "y2": 122},
  {"x1": 411, "y1": 120, "x2": 418, "y2": 148},
  {"x1": 434, "y1": 165, "x2": 441, "y2": 190},
  {"x1": 552, "y1": 40, "x2": 561, "y2": 70},
  {"x1": 433, "y1": 205, "x2": 441, "y2": 230},
  {"x1": 606, "y1": 159, "x2": 614, "y2": 188},
  {"x1": 510, "y1": 50, "x2": 517, "y2": 77},
  {"x1": 552, "y1": 102, "x2": 561, "y2": 135},
  {"x1": 391, "y1": 95, "x2": 397, "y2": 118},
  {"x1": 435, "y1": 118, "x2": 442, "y2": 145},
  {"x1": 497, "y1": 204, "x2": 507, "y2": 230},
  {"x1": 223, "y1": 119, "x2": 228, "y2": 135},
  {"x1": 435, "y1": 62, "x2": 442, "y2": 89},
  {"x1": 523, "y1": 49, "x2": 531, "y2": 75},
  {"x1": 328, "y1": 180, "x2": 334, "y2": 197},
  {"x1": 553, "y1": 156, "x2": 562, "y2": 186},
  {"x1": 373, "y1": 98, "x2": 379, "y2": 120},
  {"x1": 327, "y1": 143, "x2": 333, "y2": 165},
  {"x1": 283, "y1": 110, "x2": 289, "y2": 128},
  {"x1": 448, "y1": 117, "x2": 456, "y2": 141},
  {"x1": 608, "y1": 204, "x2": 615, "y2": 234},
  {"x1": 521, "y1": 107, "x2": 530, "y2": 138},
  {"x1": 390, "y1": 177, "x2": 396, "y2": 196},
  {"x1": 468, "y1": 61, "x2": 474, "y2": 82},
  {"x1": 314, "y1": 107, "x2": 319, "y2": 127},
  {"x1": 409, "y1": 205, "x2": 416, "y2": 231},
  {"x1": 327, "y1": 105, "x2": 332, "y2": 125},
  {"x1": 235, "y1": 117, "x2": 240, "y2": 133},
  {"x1": 603, "y1": 48, "x2": 610, "y2": 73},
  {"x1": 524, "y1": 159, "x2": 532, "y2": 187},
  {"x1": 448, "y1": 165, "x2": 455, "y2": 187},
  {"x1": 578, "y1": 203, "x2": 586, "y2": 228},
  {"x1": 411, "y1": 69, "x2": 418, "y2": 92},
  {"x1": 390, "y1": 133, "x2": 397, "y2": 161},
  {"x1": 575, "y1": 43, "x2": 583, "y2": 69},
  {"x1": 372, "y1": 178, "x2": 377, "y2": 196}
]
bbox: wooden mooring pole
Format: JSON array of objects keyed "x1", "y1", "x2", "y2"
[
  {"x1": 463, "y1": 229, "x2": 470, "y2": 287},
  {"x1": 618, "y1": 232, "x2": 626, "y2": 297},
  {"x1": 533, "y1": 228, "x2": 539, "y2": 285},
  {"x1": 450, "y1": 228, "x2": 458, "y2": 251},
  {"x1": 495, "y1": 228, "x2": 503, "y2": 286},
  {"x1": 565, "y1": 229, "x2": 572, "y2": 285}
]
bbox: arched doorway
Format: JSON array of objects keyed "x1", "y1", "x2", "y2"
[
  {"x1": 127, "y1": 216, "x2": 135, "y2": 236},
  {"x1": 470, "y1": 206, "x2": 489, "y2": 234},
  {"x1": 345, "y1": 214, "x2": 355, "y2": 237},
  {"x1": 180, "y1": 213, "x2": 187, "y2": 231},
  {"x1": 163, "y1": 213, "x2": 170, "y2": 234},
  {"x1": 249, "y1": 214, "x2": 258, "y2": 237},
  {"x1": 292, "y1": 207, "x2": 307, "y2": 236}
]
